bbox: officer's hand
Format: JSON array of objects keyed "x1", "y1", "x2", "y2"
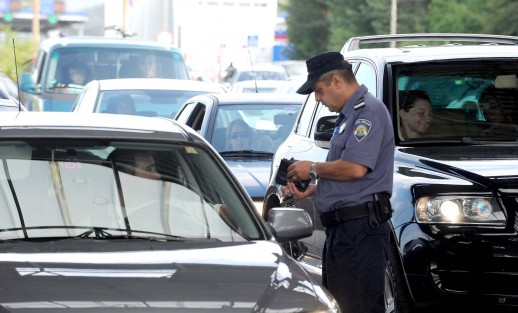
[
  {"x1": 287, "y1": 160, "x2": 311, "y2": 181},
  {"x1": 286, "y1": 181, "x2": 316, "y2": 200}
]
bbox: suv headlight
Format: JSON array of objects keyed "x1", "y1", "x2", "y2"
[{"x1": 416, "y1": 196, "x2": 506, "y2": 225}]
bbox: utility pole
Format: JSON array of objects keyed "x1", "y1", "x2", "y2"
[
  {"x1": 390, "y1": 0, "x2": 397, "y2": 47},
  {"x1": 122, "y1": 0, "x2": 128, "y2": 32},
  {"x1": 33, "y1": 0, "x2": 40, "y2": 47}
]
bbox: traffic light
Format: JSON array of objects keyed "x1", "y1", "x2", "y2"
[
  {"x1": 48, "y1": 14, "x2": 57, "y2": 24},
  {"x1": 3, "y1": 12, "x2": 13, "y2": 22}
]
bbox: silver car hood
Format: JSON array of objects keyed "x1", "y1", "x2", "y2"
[
  {"x1": 0, "y1": 240, "x2": 331, "y2": 313},
  {"x1": 224, "y1": 159, "x2": 271, "y2": 198}
]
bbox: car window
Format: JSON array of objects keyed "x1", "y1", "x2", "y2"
[
  {"x1": 355, "y1": 61, "x2": 377, "y2": 96},
  {"x1": 212, "y1": 103, "x2": 301, "y2": 153},
  {"x1": 295, "y1": 96, "x2": 319, "y2": 137},
  {"x1": 96, "y1": 90, "x2": 213, "y2": 118},
  {"x1": 45, "y1": 48, "x2": 189, "y2": 93},
  {"x1": 394, "y1": 60, "x2": 518, "y2": 140},
  {"x1": 0, "y1": 140, "x2": 260, "y2": 241}
]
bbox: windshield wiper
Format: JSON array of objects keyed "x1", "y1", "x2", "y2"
[{"x1": 76, "y1": 227, "x2": 185, "y2": 241}]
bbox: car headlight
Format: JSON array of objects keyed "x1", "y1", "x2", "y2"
[{"x1": 416, "y1": 196, "x2": 506, "y2": 225}]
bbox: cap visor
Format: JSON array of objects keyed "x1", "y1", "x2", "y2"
[{"x1": 296, "y1": 78, "x2": 316, "y2": 95}]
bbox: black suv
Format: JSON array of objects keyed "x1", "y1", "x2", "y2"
[{"x1": 263, "y1": 33, "x2": 518, "y2": 312}]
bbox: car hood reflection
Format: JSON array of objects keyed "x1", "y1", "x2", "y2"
[
  {"x1": 0, "y1": 241, "x2": 323, "y2": 312},
  {"x1": 224, "y1": 158, "x2": 271, "y2": 198}
]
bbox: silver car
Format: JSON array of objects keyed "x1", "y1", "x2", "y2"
[{"x1": 72, "y1": 78, "x2": 226, "y2": 118}]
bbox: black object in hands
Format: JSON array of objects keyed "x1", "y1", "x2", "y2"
[{"x1": 275, "y1": 158, "x2": 310, "y2": 192}]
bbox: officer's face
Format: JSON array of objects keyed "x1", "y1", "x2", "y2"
[{"x1": 313, "y1": 76, "x2": 344, "y2": 113}]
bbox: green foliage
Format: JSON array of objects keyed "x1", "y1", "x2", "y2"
[
  {"x1": 286, "y1": 0, "x2": 331, "y2": 59},
  {"x1": 0, "y1": 25, "x2": 36, "y2": 82},
  {"x1": 286, "y1": 0, "x2": 518, "y2": 57}
]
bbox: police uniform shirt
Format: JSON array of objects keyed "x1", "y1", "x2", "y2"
[{"x1": 313, "y1": 84, "x2": 395, "y2": 213}]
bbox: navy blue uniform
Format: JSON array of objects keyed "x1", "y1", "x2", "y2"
[{"x1": 315, "y1": 84, "x2": 395, "y2": 313}]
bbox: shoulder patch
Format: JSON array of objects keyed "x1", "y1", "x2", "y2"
[{"x1": 353, "y1": 119, "x2": 372, "y2": 142}]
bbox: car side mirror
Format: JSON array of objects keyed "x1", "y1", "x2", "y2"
[
  {"x1": 267, "y1": 207, "x2": 313, "y2": 242},
  {"x1": 314, "y1": 115, "x2": 338, "y2": 149},
  {"x1": 20, "y1": 73, "x2": 40, "y2": 94}
]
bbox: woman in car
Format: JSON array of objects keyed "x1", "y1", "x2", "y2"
[{"x1": 399, "y1": 90, "x2": 433, "y2": 139}]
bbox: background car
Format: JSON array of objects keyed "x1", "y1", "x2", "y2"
[
  {"x1": 0, "y1": 111, "x2": 338, "y2": 313},
  {"x1": 174, "y1": 93, "x2": 304, "y2": 211},
  {"x1": 223, "y1": 63, "x2": 288, "y2": 89},
  {"x1": 0, "y1": 72, "x2": 19, "y2": 99},
  {"x1": 228, "y1": 79, "x2": 295, "y2": 93},
  {"x1": 273, "y1": 60, "x2": 308, "y2": 81},
  {"x1": 72, "y1": 78, "x2": 226, "y2": 118},
  {"x1": 263, "y1": 33, "x2": 518, "y2": 313},
  {"x1": 20, "y1": 36, "x2": 190, "y2": 112}
]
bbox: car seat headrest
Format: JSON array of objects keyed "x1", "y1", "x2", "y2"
[{"x1": 494, "y1": 74, "x2": 518, "y2": 89}]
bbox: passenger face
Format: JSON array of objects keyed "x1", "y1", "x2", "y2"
[
  {"x1": 69, "y1": 69, "x2": 86, "y2": 84},
  {"x1": 116, "y1": 102, "x2": 135, "y2": 114},
  {"x1": 480, "y1": 97, "x2": 505, "y2": 123},
  {"x1": 134, "y1": 152, "x2": 161, "y2": 180},
  {"x1": 229, "y1": 126, "x2": 252, "y2": 150},
  {"x1": 400, "y1": 99, "x2": 432, "y2": 138},
  {"x1": 139, "y1": 55, "x2": 157, "y2": 78}
]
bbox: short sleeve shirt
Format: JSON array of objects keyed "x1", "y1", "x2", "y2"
[{"x1": 314, "y1": 85, "x2": 395, "y2": 213}]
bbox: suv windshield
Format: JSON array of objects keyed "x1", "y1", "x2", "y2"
[
  {"x1": 395, "y1": 60, "x2": 518, "y2": 140},
  {"x1": 0, "y1": 140, "x2": 260, "y2": 241},
  {"x1": 45, "y1": 48, "x2": 189, "y2": 93}
]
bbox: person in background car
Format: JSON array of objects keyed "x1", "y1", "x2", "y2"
[
  {"x1": 226, "y1": 119, "x2": 254, "y2": 150},
  {"x1": 105, "y1": 95, "x2": 137, "y2": 115},
  {"x1": 478, "y1": 86, "x2": 518, "y2": 135},
  {"x1": 399, "y1": 90, "x2": 433, "y2": 139},
  {"x1": 226, "y1": 119, "x2": 273, "y2": 152},
  {"x1": 68, "y1": 65, "x2": 89, "y2": 85},
  {"x1": 285, "y1": 51, "x2": 394, "y2": 313},
  {"x1": 139, "y1": 54, "x2": 158, "y2": 78}
]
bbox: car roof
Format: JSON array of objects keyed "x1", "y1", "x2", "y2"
[
  {"x1": 0, "y1": 112, "x2": 199, "y2": 142},
  {"x1": 89, "y1": 78, "x2": 226, "y2": 92},
  {"x1": 189, "y1": 92, "x2": 306, "y2": 104},
  {"x1": 234, "y1": 63, "x2": 287, "y2": 72},
  {"x1": 39, "y1": 36, "x2": 183, "y2": 53},
  {"x1": 341, "y1": 33, "x2": 518, "y2": 65}
]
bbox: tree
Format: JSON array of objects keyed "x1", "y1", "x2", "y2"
[
  {"x1": 286, "y1": 0, "x2": 331, "y2": 59},
  {"x1": 0, "y1": 25, "x2": 36, "y2": 83}
]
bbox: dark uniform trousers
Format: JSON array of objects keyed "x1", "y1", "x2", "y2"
[{"x1": 322, "y1": 216, "x2": 389, "y2": 313}]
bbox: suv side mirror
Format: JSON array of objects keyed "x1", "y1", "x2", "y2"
[
  {"x1": 20, "y1": 73, "x2": 40, "y2": 94},
  {"x1": 314, "y1": 115, "x2": 338, "y2": 149}
]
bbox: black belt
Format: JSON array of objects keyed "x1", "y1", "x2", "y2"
[{"x1": 319, "y1": 201, "x2": 372, "y2": 227}]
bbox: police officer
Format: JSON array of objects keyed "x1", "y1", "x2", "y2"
[{"x1": 285, "y1": 51, "x2": 394, "y2": 313}]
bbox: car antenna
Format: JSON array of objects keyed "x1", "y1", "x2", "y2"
[
  {"x1": 247, "y1": 49, "x2": 258, "y2": 93},
  {"x1": 12, "y1": 38, "x2": 23, "y2": 113}
]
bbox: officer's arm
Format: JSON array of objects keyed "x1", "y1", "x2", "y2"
[{"x1": 315, "y1": 159, "x2": 368, "y2": 181}]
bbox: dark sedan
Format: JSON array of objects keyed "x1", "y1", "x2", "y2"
[{"x1": 0, "y1": 111, "x2": 339, "y2": 313}]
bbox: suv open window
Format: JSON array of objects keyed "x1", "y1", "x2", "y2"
[{"x1": 395, "y1": 60, "x2": 518, "y2": 140}]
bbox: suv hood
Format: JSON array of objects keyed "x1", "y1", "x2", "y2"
[
  {"x1": 399, "y1": 145, "x2": 518, "y2": 183},
  {"x1": 0, "y1": 241, "x2": 326, "y2": 312}
]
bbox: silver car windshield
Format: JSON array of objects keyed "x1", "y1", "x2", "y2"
[{"x1": 0, "y1": 140, "x2": 260, "y2": 241}]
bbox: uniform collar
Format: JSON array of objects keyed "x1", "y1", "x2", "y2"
[{"x1": 341, "y1": 84, "x2": 368, "y2": 118}]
